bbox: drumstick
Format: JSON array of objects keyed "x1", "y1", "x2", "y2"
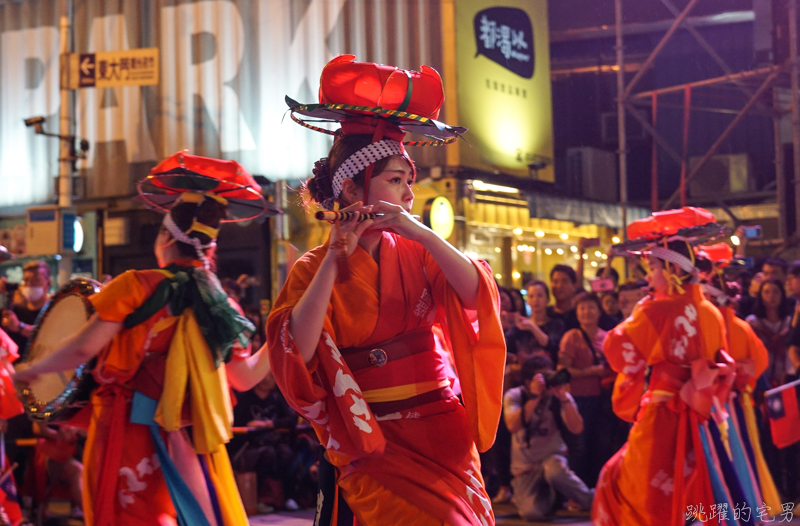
[{"x1": 314, "y1": 211, "x2": 421, "y2": 222}]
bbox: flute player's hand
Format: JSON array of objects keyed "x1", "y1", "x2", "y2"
[{"x1": 326, "y1": 202, "x2": 375, "y2": 258}]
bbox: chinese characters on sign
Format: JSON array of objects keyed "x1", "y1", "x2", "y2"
[
  {"x1": 472, "y1": 7, "x2": 534, "y2": 79},
  {"x1": 686, "y1": 502, "x2": 794, "y2": 523},
  {"x1": 72, "y1": 48, "x2": 159, "y2": 89}
]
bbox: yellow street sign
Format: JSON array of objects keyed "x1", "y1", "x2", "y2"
[{"x1": 68, "y1": 48, "x2": 159, "y2": 89}]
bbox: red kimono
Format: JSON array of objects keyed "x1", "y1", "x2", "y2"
[
  {"x1": 267, "y1": 232, "x2": 506, "y2": 526},
  {"x1": 593, "y1": 285, "x2": 730, "y2": 526}
]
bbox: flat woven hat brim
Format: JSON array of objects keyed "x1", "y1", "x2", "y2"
[
  {"x1": 609, "y1": 222, "x2": 728, "y2": 257},
  {"x1": 285, "y1": 96, "x2": 467, "y2": 144},
  {"x1": 137, "y1": 172, "x2": 279, "y2": 222}
]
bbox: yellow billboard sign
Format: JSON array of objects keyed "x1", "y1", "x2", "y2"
[{"x1": 455, "y1": 1, "x2": 554, "y2": 182}]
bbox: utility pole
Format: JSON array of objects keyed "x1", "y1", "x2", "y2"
[
  {"x1": 616, "y1": 0, "x2": 629, "y2": 239},
  {"x1": 57, "y1": 0, "x2": 74, "y2": 286}
]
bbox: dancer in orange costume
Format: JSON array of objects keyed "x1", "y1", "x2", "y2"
[
  {"x1": 593, "y1": 208, "x2": 740, "y2": 526},
  {"x1": 15, "y1": 153, "x2": 276, "y2": 526},
  {"x1": 268, "y1": 56, "x2": 506, "y2": 526},
  {"x1": 699, "y1": 245, "x2": 782, "y2": 514}
]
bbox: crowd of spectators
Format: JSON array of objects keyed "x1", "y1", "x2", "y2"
[
  {"x1": 487, "y1": 254, "x2": 800, "y2": 522},
  {"x1": 3, "y1": 253, "x2": 800, "y2": 523}
]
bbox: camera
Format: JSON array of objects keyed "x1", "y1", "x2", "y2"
[
  {"x1": 24, "y1": 116, "x2": 45, "y2": 127},
  {"x1": 23, "y1": 116, "x2": 46, "y2": 134},
  {"x1": 590, "y1": 278, "x2": 615, "y2": 293},
  {"x1": 543, "y1": 368, "x2": 571, "y2": 388},
  {"x1": 742, "y1": 225, "x2": 762, "y2": 239}
]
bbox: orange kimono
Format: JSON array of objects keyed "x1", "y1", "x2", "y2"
[
  {"x1": 592, "y1": 284, "x2": 730, "y2": 526},
  {"x1": 83, "y1": 263, "x2": 250, "y2": 526},
  {"x1": 0, "y1": 328, "x2": 23, "y2": 420},
  {"x1": 267, "y1": 232, "x2": 506, "y2": 526}
]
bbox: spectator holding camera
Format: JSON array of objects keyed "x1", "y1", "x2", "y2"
[{"x1": 503, "y1": 355, "x2": 593, "y2": 521}]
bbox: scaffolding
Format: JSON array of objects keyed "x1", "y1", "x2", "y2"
[{"x1": 615, "y1": 0, "x2": 800, "y2": 245}]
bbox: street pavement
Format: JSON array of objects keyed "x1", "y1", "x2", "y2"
[
  {"x1": 247, "y1": 502, "x2": 800, "y2": 525},
  {"x1": 246, "y1": 503, "x2": 594, "y2": 525}
]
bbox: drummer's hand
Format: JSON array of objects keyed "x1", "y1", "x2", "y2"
[
  {"x1": 326, "y1": 202, "x2": 375, "y2": 259},
  {"x1": 12, "y1": 362, "x2": 38, "y2": 386},
  {"x1": 1, "y1": 309, "x2": 19, "y2": 332},
  {"x1": 368, "y1": 201, "x2": 425, "y2": 241}
]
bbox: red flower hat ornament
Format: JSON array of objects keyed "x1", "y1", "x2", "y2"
[
  {"x1": 137, "y1": 150, "x2": 280, "y2": 222},
  {"x1": 610, "y1": 207, "x2": 727, "y2": 256},
  {"x1": 286, "y1": 55, "x2": 466, "y2": 146},
  {"x1": 697, "y1": 243, "x2": 734, "y2": 265},
  {"x1": 627, "y1": 207, "x2": 716, "y2": 241}
]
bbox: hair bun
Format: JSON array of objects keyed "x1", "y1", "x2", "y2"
[{"x1": 308, "y1": 157, "x2": 333, "y2": 204}]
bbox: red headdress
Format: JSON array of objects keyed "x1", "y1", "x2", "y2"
[
  {"x1": 137, "y1": 150, "x2": 280, "y2": 222},
  {"x1": 611, "y1": 207, "x2": 728, "y2": 294},
  {"x1": 287, "y1": 55, "x2": 465, "y2": 209}
]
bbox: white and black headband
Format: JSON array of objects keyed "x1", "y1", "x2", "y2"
[{"x1": 321, "y1": 139, "x2": 406, "y2": 211}]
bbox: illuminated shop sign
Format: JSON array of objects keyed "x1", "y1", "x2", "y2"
[
  {"x1": 456, "y1": 0, "x2": 554, "y2": 181},
  {"x1": 473, "y1": 7, "x2": 534, "y2": 79}
]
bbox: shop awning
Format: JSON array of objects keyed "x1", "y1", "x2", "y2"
[{"x1": 526, "y1": 194, "x2": 650, "y2": 229}]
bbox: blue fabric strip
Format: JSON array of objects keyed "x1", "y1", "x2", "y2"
[
  {"x1": 708, "y1": 416, "x2": 751, "y2": 526},
  {"x1": 725, "y1": 402, "x2": 759, "y2": 510},
  {"x1": 130, "y1": 392, "x2": 212, "y2": 526},
  {"x1": 698, "y1": 423, "x2": 737, "y2": 526},
  {"x1": 733, "y1": 398, "x2": 759, "y2": 487},
  {"x1": 198, "y1": 454, "x2": 223, "y2": 526}
]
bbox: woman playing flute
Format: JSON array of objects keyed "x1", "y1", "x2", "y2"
[{"x1": 268, "y1": 55, "x2": 506, "y2": 526}]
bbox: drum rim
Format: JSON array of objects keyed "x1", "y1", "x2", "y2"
[{"x1": 18, "y1": 277, "x2": 101, "y2": 422}]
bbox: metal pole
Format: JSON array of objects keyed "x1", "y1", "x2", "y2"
[
  {"x1": 623, "y1": 0, "x2": 702, "y2": 100},
  {"x1": 658, "y1": 0, "x2": 769, "y2": 112},
  {"x1": 662, "y1": 67, "x2": 782, "y2": 209},
  {"x1": 625, "y1": 102, "x2": 741, "y2": 223},
  {"x1": 58, "y1": 2, "x2": 72, "y2": 209},
  {"x1": 775, "y1": 110, "x2": 787, "y2": 241},
  {"x1": 790, "y1": 0, "x2": 800, "y2": 236},
  {"x1": 616, "y1": 0, "x2": 628, "y2": 238},
  {"x1": 272, "y1": 183, "x2": 290, "y2": 301},
  {"x1": 631, "y1": 65, "x2": 782, "y2": 99},
  {"x1": 58, "y1": 0, "x2": 73, "y2": 287}
]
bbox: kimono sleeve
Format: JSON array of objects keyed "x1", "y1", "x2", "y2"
[
  {"x1": 266, "y1": 252, "x2": 385, "y2": 462},
  {"x1": 603, "y1": 304, "x2": 655, "y2": 422},
  {"x1": 0, "y1": 328, "x2": 18, "y2": 364},
  {"x1": 0, "y1": 330, "x2": 22, "y2": 419},
  {"x1": 89, "y1": 270, "x2": 150, "y2": 322},
  {"x1": 423, "y1": 252, "x2": 507, "y2": 451}
]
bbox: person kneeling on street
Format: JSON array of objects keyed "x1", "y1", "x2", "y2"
[{"x1": 503, "y1": 355, "x2": 594, "y2": 521}]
